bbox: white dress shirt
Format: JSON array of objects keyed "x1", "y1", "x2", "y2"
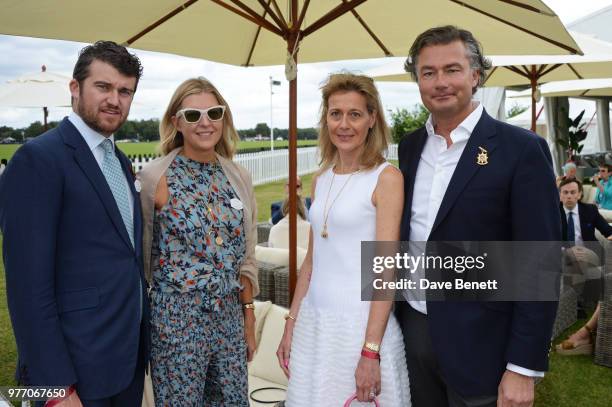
[
  {"x1": 408, "y1": 103, "x2": 483, "y2": 313},
  {"x1": 563, "y1": 206, "x2": 583, "y2": 246},
  {"x1": 407, "y1": 103, "x2": 543, "y2": 378},
  {"x1": 68, "y1": 111, "x2": 135, "y2": 215}
]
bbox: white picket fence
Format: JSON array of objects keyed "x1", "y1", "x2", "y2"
[{"x1": 131, "y1": 144, "x2": 398, "y2": 186}]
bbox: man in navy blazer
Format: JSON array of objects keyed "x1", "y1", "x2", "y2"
[
  {"x1": 559, "y1": 178, "x2": 612, "y2": 244},
  {"x1": 396, "y1": 26, "x2": 560, "y2": 407},
  {"x1": 0, "y1": 41, "x2": 148, "y2": 406}
]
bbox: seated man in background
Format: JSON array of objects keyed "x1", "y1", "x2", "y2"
[
  {"x1": 560, "y1": 178, "x2": 612, "y2": 246},
  {"x1": 270, "y1": 176, "x2": 311, "y2": 224}
]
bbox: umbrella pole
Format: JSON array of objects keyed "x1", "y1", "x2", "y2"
[
  {"x1": 530, "y1": 65, "x2": 537, "y2": 133},
  {"x1": 288, "y1": 73, "x2": 298, "y2": 302},
  {"x1": 288, "y1": 2, "x2": 298, "y2": 303}
]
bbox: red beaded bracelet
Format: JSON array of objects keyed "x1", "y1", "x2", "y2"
[{"x1": 361, "y1": 349, "x2": 380, "y2": 360}]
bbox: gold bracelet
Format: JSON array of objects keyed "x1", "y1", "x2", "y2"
[
  {"x1": 284, "y1": 312, "x2": 297, "y2": 321},
  {"x1": 243, "y1": 302, "x2": 255, "y2": 310},
  {"x1": 363, "y1": 341, "x2": 381, "y2": 353}
]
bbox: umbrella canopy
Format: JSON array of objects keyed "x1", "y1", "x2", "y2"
[
  {"x1": 0, "y1": 66, "x2": 71, "y2": 129},
  {"x1": 369, "y1": 31, "x2": 612, "y2": 131},
  {"x1": 511, "y1": 78, "x2": 612, "y2": 98},
  {"x1": 0, "y1": 1, "x2": 581, "y2": 64},
  {"x1": 0, "y1": 0, "x2": 581, "y2": 299}
]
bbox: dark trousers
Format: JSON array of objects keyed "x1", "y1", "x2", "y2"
[{"x1": 396, "y1": 302, "x2": 497, "y2": 407}]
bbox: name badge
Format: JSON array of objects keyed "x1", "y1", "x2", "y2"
[
  {"x1": 134, "y1": 179, "x2": 142, "y2": 193},
  {"x1": 230, "y1": 198, "x2": 244, "y2": 210}
]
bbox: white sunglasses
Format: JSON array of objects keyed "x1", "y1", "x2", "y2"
[{"x1": 176, "y1": 105, "x2": 226, "y2": 123}]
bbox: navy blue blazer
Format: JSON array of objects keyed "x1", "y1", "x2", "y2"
[
  {"x1": 560, "y1": 201, "x2": 612, "y2": 242},
  {"x1": 0, "y1": 118, "x2": 149, "y2": 399},
  {"x1": 398, "y1": 110, "x2": 561, "y2": 397}
]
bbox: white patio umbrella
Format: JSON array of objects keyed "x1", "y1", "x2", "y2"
[
  {"x1": 511, "y1": 78, "x2": 612, "y2": 98},
  {"x1": 0, "y1": 0, "x2": 581, "y2": 299},
  {"x1": 510, "y1": 78, "x2": 612, "y2": 153},
  {"x1": 0, "y1": 65, "x2": 71, "y2": 130},
  {"x1": 369, "y1": 31, "x2": 612, "y2": 132}
]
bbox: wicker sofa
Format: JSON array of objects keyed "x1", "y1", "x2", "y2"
[
  {"x1": 595, "y1": 257, "x2": 612, "y2": 367},
  {"x1": 255, "y1": 222, "x2": 308, "y2": 308}
]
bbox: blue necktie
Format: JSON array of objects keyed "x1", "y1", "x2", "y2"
[
  {"x1": 101, "y1": 139, "x2": 142, "y2": 321},
  {"x1": 101, "y1": 139, "x2": 134, "y2": 248},
  {"x1": 567, "y1": 211, "x2": 575, "y2": 244}
]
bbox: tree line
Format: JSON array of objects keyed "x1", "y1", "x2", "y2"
[
  {"x1": 0, "y1": 120, "x2": 318, "y2": 142},
  {"x1": 1, "y1": 103, "x2": 527, "y2": 144}
]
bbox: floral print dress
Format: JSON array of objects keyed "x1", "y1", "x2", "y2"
[{"x1": 150, "y1": 155, "x2": 248, "y2": 407}]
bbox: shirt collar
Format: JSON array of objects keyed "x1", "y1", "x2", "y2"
[
  {"x1": 425, "y1": 102, "x2": 484, "y2": 144},
  {"x1": 564, "y1": 206, "x2": 578, "y2": 216},
  {"x1": 68, "y1": 111, "x2": 115, "y2": 152}
]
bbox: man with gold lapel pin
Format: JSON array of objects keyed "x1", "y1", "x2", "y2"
[{"x1": 396, "y1": 26, "x2": 560, "y2": 407}]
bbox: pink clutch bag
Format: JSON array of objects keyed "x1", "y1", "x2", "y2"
[{"x1": 343, "y1": 393, "x2": 380, "y2": 406}]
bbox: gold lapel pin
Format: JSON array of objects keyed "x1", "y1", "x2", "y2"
[{"x1": 476, "y1": 147, "x2": 488, "y2": 166}]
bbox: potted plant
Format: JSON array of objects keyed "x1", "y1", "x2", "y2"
[{"x1": 555, "y1": 107, "x2": 588, "y2": 163}]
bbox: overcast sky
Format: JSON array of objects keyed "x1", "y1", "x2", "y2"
[{"x1": 1, "y1": 0, "x2": 611, "y2": 131}]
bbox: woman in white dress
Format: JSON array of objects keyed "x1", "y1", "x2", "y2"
[{"x1": 277, "y1": 73, "x2": 411, "y2": 406}]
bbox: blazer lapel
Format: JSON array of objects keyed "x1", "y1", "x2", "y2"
[
  {"x1": 60, "y1": 119, "x2": 134, "y2": 251},
  {"x1": 430, "y1": 111, "x2": 499, "y2": 236}
]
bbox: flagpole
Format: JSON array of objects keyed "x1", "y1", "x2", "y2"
[
  {"x1": 269, "y1": 76, "x2": 281, "y2": 150},
  {"x1": 270, "y1": 76, "x2": 274, "y2": 151}
]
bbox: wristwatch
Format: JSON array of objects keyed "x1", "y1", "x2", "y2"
[
  {"x1": 243, "y1": 302, "x2": 255, "y2": 310},
  {"x1": 363, "y1": 341, "x2": 381, "y2": 353}
]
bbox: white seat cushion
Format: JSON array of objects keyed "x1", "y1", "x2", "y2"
[
  {"x1": 255, "y1": 245, "x2": 307, "y2": 268},
  {"x1": 249, "y1": 304, "x2": 290, "y2": 387}
]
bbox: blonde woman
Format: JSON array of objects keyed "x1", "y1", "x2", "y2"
[
  {"x1": 277, "y1": 73, "x2": 411, "y2": 405},
  {"x1": 138, "y1": 77, "x2": 258, "y2": 406}
]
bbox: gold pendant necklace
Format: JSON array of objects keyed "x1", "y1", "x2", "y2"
[
  {"x1": 321, "y1": 167, "x2": 358, "y2": 239},
  {"x1": 205, "y1": 204, "x2": 225, "y2": 246},
  {"x1": 186, "y1": 158, "x2": 224, "y2": 246}
]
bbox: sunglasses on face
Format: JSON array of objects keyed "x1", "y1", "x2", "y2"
[{"x1": 176, "y1": 105, "x2": 226, "y2": 123}]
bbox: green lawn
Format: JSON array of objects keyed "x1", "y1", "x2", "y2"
[
  {"x1": 0, "y1": 140, "x2": 318, "y2": 161},
  {"x1": 536, "y1": 318, "x2": 612, "y2": 406}
]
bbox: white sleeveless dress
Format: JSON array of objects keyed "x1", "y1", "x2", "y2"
[{"x1": 285, "y1": 162, "x2": 411, "y2": 406}]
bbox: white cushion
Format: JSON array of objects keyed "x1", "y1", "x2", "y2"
[
  {"x1": 583, "y1": 185, "x2": 596, "y2": 204},
  {"x1": 249, "y1": 304, "x2": 289, "y2": 386},
  {"x1": 253, "y1": 300, "x2": 273, "y2": 347},
  {"x1": 268, "y1": 216, "x2": 311, "y2": 251},
  {"x1": 255, "y1": 245, "x2": 307, "y2": 268}
]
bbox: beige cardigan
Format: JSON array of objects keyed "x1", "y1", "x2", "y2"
[{"x1": 137, "y1": 147, "x2": 259, "y2": 296}]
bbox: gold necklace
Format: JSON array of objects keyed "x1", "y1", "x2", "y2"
[
  {"x1": 204, "y1": 164, "x2": 224, "y2": 246},
  {"x1": 321, "y1": 167, "x2": 358, "y2": 238}
]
